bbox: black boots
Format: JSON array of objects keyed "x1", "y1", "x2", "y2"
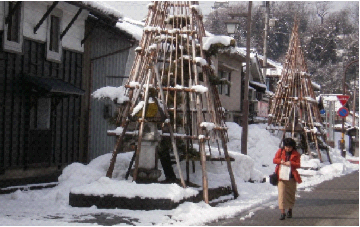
[
  {"x1": 279, "y1": 213, "x2": 286, "y2": 220},
  {"x1": 287, "y1": 209, "x2": 292, "y2": 218},
  {"x1": 280, "y1": 209, "x2": 292, "y2": 220}
]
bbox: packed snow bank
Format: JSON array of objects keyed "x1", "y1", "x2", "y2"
[{"x1": 71, "y1": 177, "x2": 198, "y2": 202}]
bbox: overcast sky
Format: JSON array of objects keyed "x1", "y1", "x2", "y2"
[{"x1": 105, "y1": 1, "x2": 351, "y2": 21}]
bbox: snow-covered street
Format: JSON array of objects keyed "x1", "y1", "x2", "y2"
[{"x1": 0, "y1": 123, "x2": 358, "y2": 226}]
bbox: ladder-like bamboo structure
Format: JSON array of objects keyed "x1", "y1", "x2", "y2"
[
  {"x1": 267, "y1": 19, "x2": 331, "y2": 163},
  {"x1": 105, "y1": 1, "x2": 239, "y2": 203}
]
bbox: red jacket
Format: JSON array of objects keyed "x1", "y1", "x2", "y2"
[{"x1": 273, "y1": 148, "x2": 302, "y2": 184}]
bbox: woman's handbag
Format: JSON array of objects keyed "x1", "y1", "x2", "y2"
[
  {"x1": 269, "y1": 172, "x2": 278, "y2": 186},
  {"x1": 279, "y1": 164, "x2": 291, "y2": 180}
]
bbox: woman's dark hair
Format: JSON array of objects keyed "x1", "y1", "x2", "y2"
[{"x1": 283, "y1": 138, "x2": 296, "y2": 148}]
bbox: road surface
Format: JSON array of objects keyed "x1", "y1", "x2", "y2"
[{"x1": 207, "y1": 171, "x2": 359, "y2": 226}]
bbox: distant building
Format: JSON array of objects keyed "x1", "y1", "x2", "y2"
[{"x1": 212, "y1": 2, "x2": 229, "y2": 10}]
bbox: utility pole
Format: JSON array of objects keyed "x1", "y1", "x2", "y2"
[
  {"x1": 262, "y1": 1, "x2": 269, "y2": 79},
  {"x1": 241, "y1": 1, "x2": 252, "y2": 155},
  {"x1": 341, "y1": 59, "x2": 359, "y2": 157},
  {"x1": 352, "y1": 79, "x2": 357, "y2": 127}
]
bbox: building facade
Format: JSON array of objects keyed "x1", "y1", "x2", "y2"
[{"x1": 0, "y1": 1, "x2": 121, "y2": 187}]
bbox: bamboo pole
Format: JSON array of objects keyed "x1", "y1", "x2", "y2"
[
  {"x1": 132, "y1": 69, "x2": 152, "y2": 181},
  {"x1": 154, "y1": 65, "x2": 186, "y2": 188},
  {"x1": 199, "y1": 138, "x2": 208, "y2": 203}
]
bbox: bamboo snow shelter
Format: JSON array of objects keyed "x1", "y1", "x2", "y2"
[
  {"x1": 267, "y1": 19, "x2": 331, "y2": 163},
  {"x1": 105, "y1": 1, "x2": 239, "y2": 203}
]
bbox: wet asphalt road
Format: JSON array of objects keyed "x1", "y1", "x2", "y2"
[{"x1": 206, "y1": 170, "x2": 359, "y2": 226}]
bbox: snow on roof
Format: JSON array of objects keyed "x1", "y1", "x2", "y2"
[
  {"x1": 312, "y1": 81, "x2": 321, "y2": 90},
  {"x1": 82, "y1": 1, "x2": 123, "y2": 18},
  {"x1": 254, "y1": 53, "x2": 283, "y2": 76},
  {"x1": 205, "y1": 31, "x2": 214, "y2": 37},
  {"x1": 117, "y1": 17, "x2": 144, "y2": 41},
  {"x1": 202, "y1": 36, "x2": 234, "y2": 51},
  {"x1": 249, "y1": 80, "x2": 267, "y2": 89}
]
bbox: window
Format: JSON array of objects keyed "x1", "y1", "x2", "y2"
[
  {"x1": 30, "y1": 98, "x2": 51, "y2": 130},
  {"x1": 46, "y1": 8, "x2": 62, "y2": 62},
  {"x1": 3, "y1": 1, "x2": 24, "y2": 53},
  {"x1": 49, "y1": 15, "x2": 60, "y2": 52},
  {"x1": 256, "y1": 92, "x2": 262, "y2": 101},
  {"x1": 218, "y1": 70, "x2": 231, "y2": 96},
  {"x1": 36, "y1": 98, "x2": 51, "y2": 129}
]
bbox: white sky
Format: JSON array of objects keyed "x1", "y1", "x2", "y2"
[{"x1": 104, "y1": 1, "x2": 350, "y2": 21}]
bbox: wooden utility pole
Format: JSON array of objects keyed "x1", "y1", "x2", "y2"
[
  {"x1": 262, "y1": 1, "x2": 269, "y2": 79},
  {"x1": 341, "y1": 59, "x2": 359, "y2": 157},
  {"x1": 241, "y1": 1, "x2": 252, "y2": 155}
]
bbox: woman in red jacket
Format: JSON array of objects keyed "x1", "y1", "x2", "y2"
[{"x1": 273, "y1": 138, "x2": 302, "y2": 220}]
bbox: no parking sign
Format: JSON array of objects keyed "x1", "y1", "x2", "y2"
[{"x1": 337, "y1": 107, "x2": 349, "y2": 118}]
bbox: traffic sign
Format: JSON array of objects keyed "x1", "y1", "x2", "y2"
[
  {"x1": 320, "y1": 109, "x2": 326, "y2": 115},
  {"x1": 337, "y1": 107, "x2": 349, "y2": 118},
  {"x1": 337, "y1": 95, "x2": 350, "y2": 106}
]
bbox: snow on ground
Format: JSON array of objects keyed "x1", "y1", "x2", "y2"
[{"x1": 0, "y1": 123, "x2": 358, "y2": 226}]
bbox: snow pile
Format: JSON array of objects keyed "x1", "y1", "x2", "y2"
[
  {"x1": 202, "y1": 36, "x2": 234, "y2": 51},
  {"x1": 195, "y1": 57, "x2": 208, "y2": 66},
  {"x1": 92, "y1": 86, "x2": 129, "y2": 104},
  {"x1": 0, "y1": 123, "x2": 358, "y2": 226},
  {"x1": 200, "y1": 122, "x2": 215, "y2": 131},
  {"x1": 131, "y1": 101, "x2": 145, "y2": 116},
  {"x1": 191, "y1": 85, "x2": 208, "y2": 93},
  {"x1": 71, "y1": 177, "x2": 198, "y2": 202},
  {"x1": 107, "y1": 127, "x2": 123, "y2": 135}
]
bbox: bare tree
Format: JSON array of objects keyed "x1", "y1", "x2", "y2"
[{"x1": 315, "y1": 1, "x2": 331, "y2": 24}]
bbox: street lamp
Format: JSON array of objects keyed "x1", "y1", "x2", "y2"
[
  {"x1": 225, "y1": 19, "x2": 239, "y2": 35},
  {"x1": 225, "y1": 3, "x2": 252, "y2": 155}
]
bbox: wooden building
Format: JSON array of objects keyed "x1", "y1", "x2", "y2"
[
  {"x1": 82, "y1": 17, "x2": 141, "y2": 161},
  {"x1": 215, "y1": 47, "x2": 267, "y2": 125},
  {"x1": 0, "y1": 1, "x2": 121, "y2": 187}
]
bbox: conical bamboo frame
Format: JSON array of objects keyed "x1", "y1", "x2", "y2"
[
  {"x1": 106, "y1": 1, "x2": 239, "y2": 203},
  {"x1": 267, "y1": 19, "x2": 330, "y2": 163}
]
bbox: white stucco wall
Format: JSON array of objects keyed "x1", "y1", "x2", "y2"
[
  {"x1": 1, "y1": 1, "x2": 89, "y2": 53},
  {"x1": 214, "y1": 54, "x2": 242, "y2": 112}
]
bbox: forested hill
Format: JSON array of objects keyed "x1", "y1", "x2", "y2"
[{"x1": 204, "y1": 1, "x2": 359, "y2": 106}]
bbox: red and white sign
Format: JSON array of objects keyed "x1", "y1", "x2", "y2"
[
  {"x1": 336, "y1": 95, "x2": 350, "y2": 106},
  {"x1": 337, "y1": 107, "x2": 349, "y2": 118}
]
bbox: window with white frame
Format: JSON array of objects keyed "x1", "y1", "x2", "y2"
[
  {"x1": 217, "y1": 70, "x2": 231, "y2": 96},
  {"x1": 46, "y1": 7, "x2": 62, "y2": 62},
  {"x1": 3, "y1": 1, "x2": 24, "y2": 53}
]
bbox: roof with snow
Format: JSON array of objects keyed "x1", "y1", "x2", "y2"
[
  {"x1": 81, "y1": 1, "x2": 123, "y2": 18},
  {"x1": 202, "y1": 36, "x2": 234, "y2": 51},
  {"x1": 116, "y1": 17, "x2": 144, "y2": 41}
]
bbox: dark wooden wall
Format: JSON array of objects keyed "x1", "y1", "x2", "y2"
[{"x1": 0, "y1": 34, "x2": 83, "y2": 172}]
